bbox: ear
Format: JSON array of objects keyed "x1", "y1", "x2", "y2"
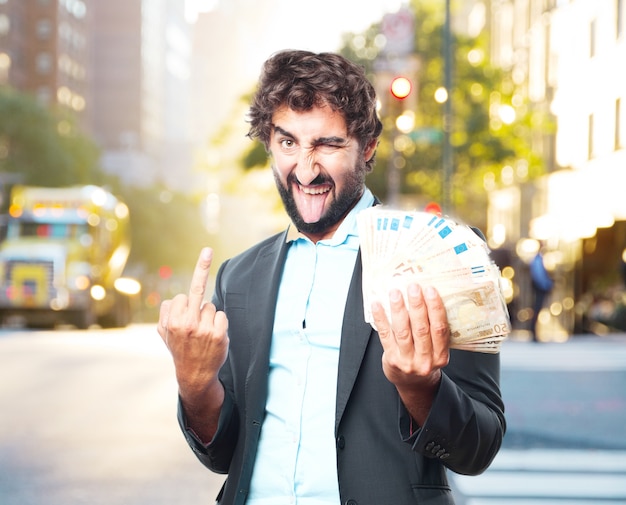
[{"x1": 364, "y1": 139, "x2": 378, "y2": 161}]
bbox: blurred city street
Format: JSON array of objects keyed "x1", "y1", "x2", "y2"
[
  {"x1": 1, "y1": 325, "x2": 625, "y2": 504},
  {"x1": 0, "y1": 325, "x2": 225, "y2": 505},
  {"x1": 451, "y1": 333, "x2": 626, "y2": 504},
  {"x1": 1, "y1": 1, "x2": 626, "y2": 503}
]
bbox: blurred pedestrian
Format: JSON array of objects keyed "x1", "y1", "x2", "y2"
[
  {"x1": 157, "y1": 50, "x2": 505, "y2": 505},
  {"x1": 529, "y1": 246, "x2": 554, "y2": 342}
]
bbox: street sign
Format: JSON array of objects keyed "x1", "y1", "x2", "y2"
[
  {"x1": 410, "y1": 127, "x2": 443, "y2": 144},
  {"x1": 381, "y1": 7, "x2": 415, "y2": 56}
]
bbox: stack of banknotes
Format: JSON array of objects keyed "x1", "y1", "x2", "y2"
[{"x1": 357, "y1": 207, "x2": 510, "y2": 353}]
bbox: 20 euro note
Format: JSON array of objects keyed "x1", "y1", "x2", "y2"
[{"x1": 357, "y1": 206, "x2": 511, "y2": 353}]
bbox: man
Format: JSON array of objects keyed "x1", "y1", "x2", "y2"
[
  {"x1": 529, "y1": 246, "x2": 553, "y2": 342},
  {"x1": 158, "y1": 50, "x2": 505, "y2": 505}
]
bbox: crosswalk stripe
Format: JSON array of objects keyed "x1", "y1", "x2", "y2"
[
  {"x1": 454, "y1": 471, "x2": 626, "y2": 499},
  {"x1": 451, "y1": 449, "x2": 626, "y2": 503}
]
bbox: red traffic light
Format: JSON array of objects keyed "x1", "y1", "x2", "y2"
[
  {"x1": 390, "y1": 76, "x2": 412, "y2": 99},
  {"x1": 424, "y1": 201, "x2": 442, "y2": 216}
]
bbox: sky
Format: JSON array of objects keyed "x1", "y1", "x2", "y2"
[
  {"x1": 186, "y1": 0, "x2": 409, "y2": 141},
  {"x1": 185, "y1": 0, "x2": 407, "y2": 52}
]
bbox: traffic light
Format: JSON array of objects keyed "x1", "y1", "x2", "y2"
[
  {"x1": 424, "y1": 201, "x2": 442, "y2": 216},
  {"x1": 390, "y1": 76, "x2": 412, "y2": 100}
]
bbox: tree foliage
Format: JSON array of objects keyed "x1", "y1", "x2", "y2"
[
  {"x1": 0, "y1": 87, "x2": 211, "y2": 294},
  {"x1": 113, "y1": 183, "x2": 212, "y2": 275},
  {"x1": 340, "y1": 1, "x2": 550, "y2": 227},
  {"x1": 0, "y1": 87, "x2": 102, "y2": 187}
]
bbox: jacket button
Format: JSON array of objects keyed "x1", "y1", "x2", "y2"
[
  {"x1": 337, "y1": 435, "x2": 346, "y2": 450},
  {"x1": 345, "y1": 500, "x2": 358, "y2": 505}
]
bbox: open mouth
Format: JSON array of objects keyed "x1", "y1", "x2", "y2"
[
  {"x1": 300, "y1": 184, "x2": 331, "y2": 195},
  {"x1": 294, "y1": 182, "x2": 332, "y2": 223}
]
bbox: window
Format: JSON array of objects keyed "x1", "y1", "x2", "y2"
[
  {"x1": 36, "y1": 19, "x2": 53, "y2": 40},
  {"x1": 588, "y1": 113, "x2": 595, "y2": 159},
  {"x1": 617, "y1": 98, "x2": 623, "y2": 150},
  {"x1": 35, "y1": 52, "x2": 52, "y2": 74},
  {"x1": 590, "y1": 19, "x2": 596, "y2": 58},
  {"x1": 0, "y1": 14, "x2": 9, "y2": 36},
  {"x1": 36, "y1": 86, "x2": 52, "y2": 106}
]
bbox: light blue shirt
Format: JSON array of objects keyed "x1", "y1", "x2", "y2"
[{"x1": 247, "y1": 189, "x2": 375, "y2": 505}]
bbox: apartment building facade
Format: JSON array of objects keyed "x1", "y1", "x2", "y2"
[
  {"x1": 0, "y1": 0, "x2": 196, "y2": 190},
  {"x1": 488, "y1": 0, "x2": 626, "y2": 337},
  {"x1": 0, "y1": 0, "x2": 91, "y2": 125}
]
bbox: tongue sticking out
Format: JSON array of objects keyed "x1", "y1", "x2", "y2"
[{"x1": 295, "y1": 187, "x2": 329, "y2": 223}]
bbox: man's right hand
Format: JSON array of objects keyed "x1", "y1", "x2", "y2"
[{"x1": 157, "y1": 247, "x2": 228, "y2": 440}]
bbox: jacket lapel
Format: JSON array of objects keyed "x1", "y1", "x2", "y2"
[
  {"x1": 244, "y1": 230, "x2": 290, "y2": 414},
  {"x1": 335, "y1": 251, "x2": 375, "y2": 432}
]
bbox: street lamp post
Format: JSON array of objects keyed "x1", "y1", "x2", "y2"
[{"x1": 442, "y1": 0, "x2": 453, "y2": 214}]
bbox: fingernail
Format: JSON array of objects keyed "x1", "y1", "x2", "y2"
[
  {"x1": 425, "y1": 286, "x2": 437, "y2": 299},
  {"x1": 408, "y1": 284, "x2": 420, "y2": 297},
  {"x1": 201, "y1": 247, "x2": 212, "y2": 260},
  {"x1": 390, "y1": 289, "x2": 402, "y2": 302}
]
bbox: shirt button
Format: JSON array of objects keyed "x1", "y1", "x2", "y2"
[{"x1": 337, "y1": 435, "x2": 346, "y2": 450}]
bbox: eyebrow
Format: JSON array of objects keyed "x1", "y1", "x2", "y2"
[{"x1": 272, "y1": 125, "x2": 348, "y2": 147}]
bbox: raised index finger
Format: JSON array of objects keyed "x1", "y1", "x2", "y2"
[{"x1": 188, "y1": 247, "x2": 213, "y2": 310}]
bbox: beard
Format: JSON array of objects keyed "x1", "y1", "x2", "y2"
[{"x1": 273, "y1": 161, "x2": 368, "y2": 236}]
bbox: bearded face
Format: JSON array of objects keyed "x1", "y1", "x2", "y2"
[{"x1": 269, "y1": 105, "x2": 376, "y2": 241}]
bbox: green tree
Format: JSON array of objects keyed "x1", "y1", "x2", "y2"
[
  {"x1": 113, "y1": 183, "x2": 211, "y2": 275},
  {"x1": 340, "y1": 1, "x2": 551, "y2": 227},
  {"x1": 0, "y1": 87, "x2": 102, "y2": 186}
]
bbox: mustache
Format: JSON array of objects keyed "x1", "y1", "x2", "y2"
[{"x1": 289, "y1": 173, "x2": 331, "y2": 186}]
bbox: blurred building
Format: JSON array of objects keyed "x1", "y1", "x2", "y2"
[
  {"x1": 91, "y1": 0, "x2": 196, "y2": 190},
  {"x1": 0, "y1": 0, "x2": 199, "y2": 191},
  {"x1": 487, "y1": 0, "x2": 626, "y2": 338},
  {"x1": 0, "y1": 0, "x2": 92, "y2": 127}
]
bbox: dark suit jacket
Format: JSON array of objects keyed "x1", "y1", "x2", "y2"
[{"x1": 179, "y1": 228, "x2": 506, "y2": 505}]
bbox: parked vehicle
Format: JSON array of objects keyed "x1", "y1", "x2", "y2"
[{"x1": 0, "y1": 185, "x2": 140, "y2": 328}]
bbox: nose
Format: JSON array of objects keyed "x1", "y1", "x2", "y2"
[{"x1": 294, "y1": 148, "x2": 320, "y2": 186}]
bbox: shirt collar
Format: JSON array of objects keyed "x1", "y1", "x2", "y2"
[{"x1": 285, "y1": 188, "x2": 375, "y2": 245}]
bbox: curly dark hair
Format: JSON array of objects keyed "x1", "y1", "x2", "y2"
[{"x1": 247, "y1": 50, "x2": 383, "y2": 172}]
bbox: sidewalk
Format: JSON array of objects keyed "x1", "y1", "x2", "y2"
[
  {"x1": 500, "y1": 330, "x2": 626, "y2": 371},
  {"x1": 506, "y1": 328, "x2": 626, "y2": 344}
]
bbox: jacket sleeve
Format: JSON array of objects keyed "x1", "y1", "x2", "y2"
[
  {"x1": 177, "y1": 386, "x2": 239, "y2": 474},
  {"x1": 400, "y1": 348, "x2": 506, "y2": 476}
]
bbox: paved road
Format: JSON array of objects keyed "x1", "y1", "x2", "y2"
[
  {"x1": 0, "y1": 325, "x2": 225, "y2": 505},
  {"x1": 450, "y1": 335, "x2": 626, "y2": 504}
]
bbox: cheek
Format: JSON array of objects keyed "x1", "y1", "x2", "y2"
[
  {"x1": 270, "y1": 152, "x2": 287, "y2": 172},
  {"x1": 327, "y1": 153, "x2": 360, "y2": 180},
  {"x1": 271, "y1": 159, "x2": 292, "y2": 185}
]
